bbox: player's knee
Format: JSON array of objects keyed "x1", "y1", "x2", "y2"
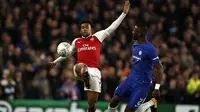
[
  {"x1": 73, "y1": 63, "x2": 88, "y2": 79},
  {"x1": 75, "y1": 63, "x2": 88, "y2": 73}
]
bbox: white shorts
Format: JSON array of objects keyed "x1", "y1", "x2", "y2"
[{"x1": 73, "y1": 66, "x2": 101, "y2": 93}]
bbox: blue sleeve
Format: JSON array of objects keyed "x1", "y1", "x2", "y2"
[{"x1": 148, "y1": 47, "x2": 160, "y2": 64}]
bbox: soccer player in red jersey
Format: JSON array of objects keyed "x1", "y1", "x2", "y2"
[{"x1": 49, "y1": 1, "x2": 130, "y2": 112}]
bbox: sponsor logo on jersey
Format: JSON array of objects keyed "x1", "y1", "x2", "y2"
[{"x1": 77, "y1": 44, "x2": 96, "y2": 52}]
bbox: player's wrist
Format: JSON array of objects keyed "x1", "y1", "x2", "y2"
[
  {"x1": 53, "y1": 60, "x2": 57, "y2": 64},
  {"x1": 122, "y1": 12, "x2": 127, "y2": 15},
  {"x1": 154, "y1": 84, "x2": 160, "y2": 90}
]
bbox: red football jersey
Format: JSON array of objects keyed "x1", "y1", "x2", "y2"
[{"x1": 75, "y1": 35, "x2": 102, "y2": 68}]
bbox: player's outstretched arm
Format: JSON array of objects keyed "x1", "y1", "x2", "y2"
[
  {"x1": 49, "y1": 47, "x2": 73, "y2": 67},
  {"x1": 94, "y1": 0, "x2": 130, "y2": 42},
  {"x1": 49, "y1": 39, "x2": 77, "y2": 67},
  {"x1": 152, "y1": 62, "x2": 164, "y2": 100}
]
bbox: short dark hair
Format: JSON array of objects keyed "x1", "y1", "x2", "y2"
[
  {"x1": 137, "y1": 23, "x2": 148, "y2": 33},
  {"x1": 79, "y1": 19, "x2": 93, "y2": 29}
]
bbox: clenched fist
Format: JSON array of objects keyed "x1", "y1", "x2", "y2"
[{"x1": 123, "y1": 0, "x2": 130, "y2": 14}]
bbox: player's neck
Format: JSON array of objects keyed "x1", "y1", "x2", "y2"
[
  {"x1": 138, "y1": 38, "x2": 147, "y2": 44},
  {"x1": 82, "y1": 34, "x2": 92, "y2": 38}
]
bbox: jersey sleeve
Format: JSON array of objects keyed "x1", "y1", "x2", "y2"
[
  {"x1": 94, "y1": 12, "x2": 127, "y2": 42},
  {"x1": 53, "y1": 56, "x2": 67, "y2": 63},
  {"x1": 148, "y1": 47, "x2": 160, "y2": 64},
  {"x1": 70, "y1": 38, "x2": 78, "y2": 54},
  {"x1": 53, "y1": 38, "x2": 78, "y2": 64}
]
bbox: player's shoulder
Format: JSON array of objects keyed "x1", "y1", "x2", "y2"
[
  {"x1": 145, "y1": 42, "x2": 155, "y2": 47},
  {"x1": 93, "y1": 30, "x2": 107, "y2": 38},
  {"x1": 145, "y1": 42, "x2": 156, "y2": 51},
  {"x1": 73, "y1": 38, "x2": 81, "y2": 42},
  {"x1": 72, "y1": 38, "x2": 81, "y2": 45}
]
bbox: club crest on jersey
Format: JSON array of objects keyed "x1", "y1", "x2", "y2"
[
  {"x1": 90, "y1": 37, "x2": 94, "y2": 41},
  {"x1": 139, "y1": 51, "x2": 142, "y2": 55}
]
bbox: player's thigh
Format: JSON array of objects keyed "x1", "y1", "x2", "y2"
[
  {"x1": 128, "y1": 83, "x2": 152, "y2": 110},
  {"x1": 84, "y1": 68, "x2": 101, "y2": 93},
  {"x1": 84, "y1": 76, "x2": 101, "y2": 93},
  {"x1": 87, "y1": 91, "x2": 99, "y2": 106},
  {"x1": 115, "y1": 77, "x2": 131, "y2": 98}
]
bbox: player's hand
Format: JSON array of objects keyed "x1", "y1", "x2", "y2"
[
  {"x1": 152, "y1": 89, "x2": 160, "y2": 101},
  {"x1": 48, "y1": 62, "x2": 57, "y2": 67},
  {"x1": 123, "y1": 0, "x2": 130, "y2": 14}
]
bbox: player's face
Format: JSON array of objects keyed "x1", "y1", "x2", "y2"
[
  {"x1": 132, "y1": 26, "x2": 142, "y2": 40},
  {"x1": 132, "y1": 26, "x2": 139, "y2": 40},
  {"x1": 80, "y1": 23, "x2": 92, "y2": 37}
]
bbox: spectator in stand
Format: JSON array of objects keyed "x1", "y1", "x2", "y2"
[
  {"x1": 59, "y1": 70, "x2": 80, "y2": 100},
  {"x1": 187, "y1": 73, "x2": 200, "y2": 95},
  {"x1": 192, "y1": 85, "x2": 200, "y2": 104},
  {"x1": 0, "y1": 69, "x2": 16, "y2": 100},
  {"x1": 34, "y1": 68, "x2": 51, "y2": 99},
  {"x1": 14, "y1": 69, "x2": 24, "y2": 99}
]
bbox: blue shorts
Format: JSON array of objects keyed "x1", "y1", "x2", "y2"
[{"x1": 115, "y1": 75, "x2": 152, "y2": 110}]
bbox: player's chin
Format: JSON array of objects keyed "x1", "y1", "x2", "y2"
[
  {"x1": 133, "y1": 36, "x2": 138, "y2": 40},
  {"x1": 82, "y1": 33, "x2": 90, "y2": 37}
]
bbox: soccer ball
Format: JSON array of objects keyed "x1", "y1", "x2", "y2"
[{"x1": 57, "y1": 42, "x2": 71, "y2": 57}]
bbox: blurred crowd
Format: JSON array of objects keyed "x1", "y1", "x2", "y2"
[{"x1": 0, "y1": 0, "x2": 200, "y2": 104}]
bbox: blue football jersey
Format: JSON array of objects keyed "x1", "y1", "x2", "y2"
[{"x1": 131, "y1": 41, "x2": 160, "y2": 83}]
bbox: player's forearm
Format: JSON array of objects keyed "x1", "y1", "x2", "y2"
[
  {"x1": 105, "y1": 12, "x2": 127, "y2": 35},
  {"x1": 53, "y1": 56, "x2": 67, "y2": 63},
  {"x1": 153, "y1": 63, "x2": 164, "y2": 89},
  {"x1": 154, "y1": 68, "x2": 164, "y2": 84}
]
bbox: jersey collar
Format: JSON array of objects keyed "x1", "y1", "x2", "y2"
[
  {"x1": 134, "y1": 41, "x2": 139, "y2": 46},
  {"x1": 82, "y1": 34, "x2": 92, "y2": 38},
  {"x1": 134, "y1": 41, "x2": 149, "y2": 47}
]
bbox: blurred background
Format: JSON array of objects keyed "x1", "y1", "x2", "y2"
[{"x1": 0, "y1": 0, "x2": 200, "y2": 108}]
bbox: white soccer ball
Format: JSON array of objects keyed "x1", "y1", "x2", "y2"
[{"x1": 57, "y1": 42, "x2": 71, "y2": 57}]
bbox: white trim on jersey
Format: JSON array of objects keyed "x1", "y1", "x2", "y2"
[
  {"x1": 152, "y1": 56, "x2": 159, "y2": 60},
  {"x1": 133, "y1": 56, "x2": 142, "y2": 61}
]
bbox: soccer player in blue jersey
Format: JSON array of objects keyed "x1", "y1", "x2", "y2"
[{"x1": 107, "y1": 25, "x2": 164, "y2": 112}]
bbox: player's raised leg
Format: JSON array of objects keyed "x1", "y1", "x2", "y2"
[
  {"x1": 74, "y1": 63, "x2": 102, "y2": 112},
  {"x1": 73, "y1": 63, "x2": 91, "y2": 88}
]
